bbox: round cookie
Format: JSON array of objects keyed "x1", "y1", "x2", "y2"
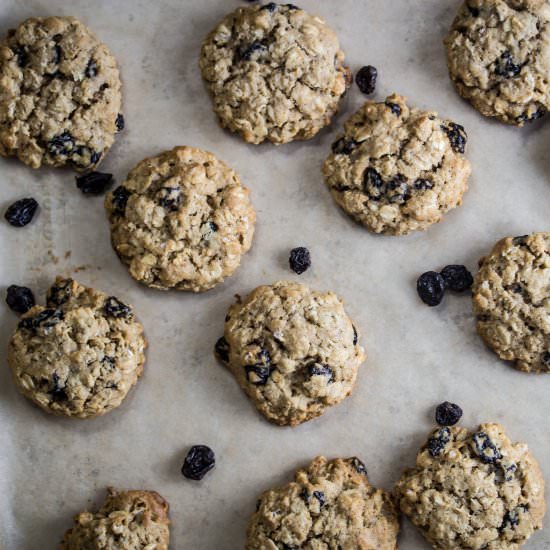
[
  {"x1": 60, "y1": 488, "x2": 170, "y2": 549},
  {"x1": 215, "y1": 281, "x2": 365, "y2": 426},
  {"x1": 323, "y1": 94, "x2": 471, "y2": 235},
  {"x1": 444, "y1": 0, "x2": 550, "y2": 126},
  {"x1": 395, "y1": 423, "x2": 546, "y2": 549},
  {"x1": 8, "y1": 277, "x2": 146, "y2": 418},
  {"x1": 0, "y1": 16, "x2": 122, "y2": 170},
  {"x1": 105, "y1": 146, "x2": 256, "y2": 292},
  {"x1": 199, "y1": 3, "x2": 351, "y2": 145},
  {"x1": 472, "y1": 232, "x2": 550, "y2": 373},
  {"x1": 247, "y1": 456, "x2": 400, "y2": 549}
]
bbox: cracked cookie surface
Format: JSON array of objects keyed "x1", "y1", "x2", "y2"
[
  {"x1": 395, "y1": 423, "x2": 546, "y2": 550},
  {"x1": 246, "y1": 456, "x2": 399, "y2": 549},
  {"x1": 445, "y1": 0, "x2": 550, "y2": 125},
  {"x1": 8, "y1": 277, "x2": 146, "y2": 418},
  {"x1": 216, "y1": 281, "x2": 365, "y2": 426},
  {"x1": 60, "y1": 487, "x2": 170, "y2": 549},
  {"x1": 473, "y1": 232, "x2": 550, "y2": 373},
  {"x1": 105, "y1": 146, "x2": 256, "y2": 292},
  {"x1": 0, "y1": 16, "x2": 122, "y2": 170},
  {"x1": 199, "y1": 3, "x2": 351, "y2": 145},
  {"x1": 323, "y1": 94, "x2": 471, "y2": 235}
]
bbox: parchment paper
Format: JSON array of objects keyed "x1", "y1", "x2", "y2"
[{"x1": 1, "y1": 0, "x2": 549, "y2": 548}]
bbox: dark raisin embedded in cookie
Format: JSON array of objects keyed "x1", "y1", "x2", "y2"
[
  {"x1": 441, "y1": 122, "x2": 467, "y2": 154},
  {"x1": 261, "y1": 2, "x2": 278, "y2": 11},
  {"x1": 104, "y1": 297, "x2": 132, "y2": 319},
  {"x1": 427, "y1": 427, "x2": 451, "y2": 457},
  {"x1": 6, "y1": 285, "x2": 35, "y2": 314},
  {"x1": 349, "y1": 457, "x2": 368, "y2": 476},
  {"x1": 48, "y1": 131, "x2": 75, "y2": 157},
  {"x1": 238, "y1": 40, "x2": 267, "y2": 61},
  {"x1": 182, "y1": 445, "x2": 215, "y2": 480},
  {"x1": 494, "y1": 51, "x2": 522, "y2": 79},
  {"x1": 76, "y1": 172, "x2": 114, "y2": 195},
  {"x1": 435, "y1": 401, "x2": 463, "y2": 426},
  {"x1": 12, "y1": 46, "x2": 29, "y2": 67},
  {"x1": 215, "y1": 336, "x2": 230, "y2": 363},
  {"x1": 245, "y1": 364, "x2": 272, "y2": 385},
  {"x1": 363, "y1": 167, "x2": 384, "y2": 200},
  {"x1": 50, "y1": 372, "x2": 68, "y2": 401},
  {"x1": 500, "y1": 505, "x2": 529, "y2": 531},
  {"x1": 157, "y1": 187, "x2": 182, "y2": 211},
  {"x1": 4, "y1": 198, "x2": 39, "y2": 227},
  {"x1": 289, "y1": 247, "x2": 311, "y2": 275},
  {"x1": 414, "y1": 178, "x2": 434, "y2": 191},
  {"x1": 308, "y1": 363, "x2": 334, "y2": 382},
  {"x1": 111, "y1": 186, "x2": 131, "y2": 214},
  {"x1": 472, "y1": 431, "x2": 502, "y2": 464},
  {"x1": 385, "y1": 101, "x2": 401, "y2": 116},
  {"x1": 352, "y1": 325, "x2": 358, "y2": 345},
  {"x1": 331, "y1": 137, "x2": 358, "y2": 155},
  {"x1": 355, "y1": 65, "x2": 378, "y2": 95},
  {"x1": 19, "y1": 308, "x2": 64, "y2": 331},
  {"x1": 85, "y1": 58, "x2": 98, "y2": 78},
  {"x1": 417, "y1": 271, "x2": 446, "y2": 306},
  {"x1": 542, "y1": 352, "x2": 550, "y2": 367},
  {"x1": 47, "y1": 278, "x2": 73, "y2": 307},
  {"x1": 115, "y1": 113, "x2": 125, "y2": 132},
  {"x1": 440, "y1": 264, "x2": 473, "y2": 292}
]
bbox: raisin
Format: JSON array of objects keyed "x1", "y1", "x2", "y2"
[
  {"x1": 441, "y1": 122, "x2": 467, "y2": 154},
  {"x1": 517, "y1": 108, "x2": 546, "y2": 124},
  {"x1": 261, "y1": 2, "x2": 278, "y2": 11},
  {"x1": 363, "y1": 167, "x2": 384, "y2": 200},
  {"x1": 435, "y1": 401, "x2": 463, "y2": 426},
  {"x1": 352, "y1": 325, "x2": 358, "y2": 345},
  {"x1": 201, "y1": 221, "x2": 218, "y2": 240},
  {"x1": 285, "y1": 3, "x2": 300, "y2": 9},
  {"x1": 238, "y1": 41, "x2": 267, "y2": 61},
  {"x1": 47, "y1": 279, "x2": 73, "y2": 307},
  {"x1": 427, "y1": 427, "x2": 451, "y2": 457},
  {"x1": 385, "y1": 101, "x2": 401, "y2": 116},
  {"x1": 355, "y1": 65, "x2": 378, "y2": 94},
  {"x1": 215, "y1": 336, "x2": 230, "y2": 363},
  {"x1": 19, "y1": 309, "x2": 63, "y2": 331},
  {"x1": 440, "y1": 265, "x2": 473, "y2": 292},
  {"x1": 157, "y1": 187, "x2": 182, "y2": 211},
  {"x1": 503, "y1": 462, "x2": 518, "y2": 482},
  {"x1": 115, "y1": 114, "x2": 125, "y2": 132},
  {"x1": 542, "y1": 352, "x2": 550, "y2": 366},
  {"x1": 50, "y1": 373, "x2": 68, "y2": 401},
  {"x1": 48, "y1": 131, "x2": 75, "y2": 157},
  {"x1": 308, "y1": 363, "x2": 334, "y2": 382},
  {"x1": 331, "y1": 138, "x2": 358, "y2": 155},
  {"x1": 6, "y1": 285, "x2": 35, "y2": 314},
  {"x1": 4, "y1": 198, "x2": 39, "y2": 227},
  {"x1": 467, "y1": 5, "x2": 480, "y2": 16},
  {"x1": 500, "y1": 505, "x2": 528, "y2": 531},
  {"x1": 387, "y1": 176, "x2": 410, "y2": 204},
  {"x1": 414, "y1": 178, "x2": 434, "y2": 191},
  {"x1": 111, "y1": 186, "x2": 131, "y2": 214},
  {"x1": 12, "y1": 46, "x2": 29, "y2": 67},
  {"x1": 52, "y1": 44, "x2": 62, "y2": 64},
  {"x1": 512, "y1": 235, "x2": 528, "y2": 246},
  {"x1": 349, "y1": 457, "x2": 368, "y2": 476},
  {"x1": 472, "y1": 432, "x2": 502, "y2": 464},
  {"x1": 245, "y1": 348, "x2": 272, "y2": 385},
  {"x1": 75, "y1": 172, "x2": 114, "y2": 195},
  {"x1": 182, "y1": 445, "x2": 215, "y2": 480},
  {"x1": 89, "y1": 151, "x2": 101, "y2": 165},
  {"x1": 289, "y1": 247, "x2": 311, "y2": 275},
  {"x1": 85, "y1": 58, "x2": 98, "y2": 77},
  {"x1": 313, "y1": 491, "x2": 325, "y2": 506},
  {"x1": 417, "y1": 271, "x2": 446, "y2": 306},
  {"x1": 494, "y1": 51, "x2": 521, "y2": 79},
  {"x1": 104, "y1": 297, "x2": 132, "y2": 319}
]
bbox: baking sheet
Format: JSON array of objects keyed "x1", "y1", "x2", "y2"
[{"x1": 1, "y1": 0, "x2": 549, "y2": 548}]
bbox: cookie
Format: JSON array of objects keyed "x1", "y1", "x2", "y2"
[
  {"x1": 323, "y1": 94, "x2": 471, "y2": 236},
  {"x1": 246, "y1": 456, "x2": 399, "y2": 549},
  {"x1": 0, "y1": 16, "x2": 122, "y2": 170},
  {"x1": 395, "y1": 423, "x2": 546, "y2": 549},
  {"x1": 60, "y1": 488, "x2": 170, "y2": 549},
  {"x1": 444, "y1": 0, "x2": 550, "y2": 126},
  {"x1": 199, "y1": 3, "x2": 351, "y2": 145},
  {"x1": 215, "y1": 281, "x2": 365, "y2": 426},
  {"x1": 8, "y1": 277, "x2": 146, "y2": 418},
  {"x1": 472, "y1": 232, "x2": 550, "y2": 373},
  {"x1": 105, "y1": 146, "x2": 256, "y2": 292}
]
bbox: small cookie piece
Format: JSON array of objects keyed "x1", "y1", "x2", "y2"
[
  {"x1": 444, "y1": 0, "x2": 550, "y2": 126},
  {"x1": 472, "y1": 232, "x2": 550, "y2": 373},
  {"x1": 247, "y1": 456, "x2": 399, "y2": 549},
  {"x1": 395, "y1": 423, "x2": 546, "y2": 549},
  {"x1": 217, "y1": 281, "x2": 365, "y2": 426},
  {"x1": 8, "y1": 277, "x2": 146, "y2": 418},
  {"x1": 0, "y1": 16, "x2": 122, "y2": 170},
  {"x1": 199, "y1": 3, "x2": 351, "y2": 144},
  {"x1": 323, "y1": 94, "x2": 471, "y2": 235},
  {"x1": 105, "y1": 146, "x2": 256, "y2": 292},
  {"x1": 60, "y1": 488, "x2": 170, "y2": 549}
]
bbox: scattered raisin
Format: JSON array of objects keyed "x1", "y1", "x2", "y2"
[
  {"x1": 494, "y1": 51, "x2": 521, "y2": 79},
  {"x1": 85, "y1": 58, "x2": 97, "y2": 77},
  {"x1": 517, "y1": 108, "x2": 546, "y2": 124},
  {"x1": 19, "y1": 308, "x2": 63, "y2": 331},
  {"x1": 111, "y1": 186, "x2": 131, "y2": 214},
  {"x1": 4, "y1": 198, "x2": 39, "y2": 227},
  {"x1": 386, "y1": 175, "x2": 410, "y2": 204},
  {"x1": 75, "y1": 172, "x2": 114, "y2": 195},
  {"x1": 363, "y1": 167, "x2": 384, "y2": 200},
  {"x1": 238, "y1": 40, "x2": 267, "y2": 61},
  {"x1": 308, "y1": 363, "x2": 334, "y2": 382},
  {"x1": 182, "y1": 445, "x2": 215, "y2": 480},
  {"x1": 115, "y1": 114, "x2": 125, "y2": 132},
  {"x1": 355, "y1": 65, "x2": 378, "y2": 94},
  {"x1": 440, "y1": 265, "x2": 473, "y2": 292},
  {"x1": 427, "y1": 427, "x2": 451, "y2": 457},
  {"x1": 157, "y1": 187, "x2": 182, "y2": 211},
  {"x1": 500, "y1": 505, "x2": 528, "y2": 531},
  {"x1": 385, "y1": 101, "x2": 401, "y2": 116},
  {"x1": 349, "y1": 457, "x2": 368, "y2": 476},
  {"x1": 104, "y1": 297, "x2": 132, "y2": 319},
  {"x1": 215, "y1": 336, "x2": 230, "y2": 363},
  {"x1": 331, "y1": 138, "x2": 358, "y2": 155},
  {"x1": 47, "y1": 279, "x2": 73, "y2": 307},
  {"x1": 441, "y1": 122, "x2": 467, "y2": 154},
  {"x1": 435, "y1": 401, "x2": 463, "y2": 426},
  {"x1": 6, "y1": 285, "x2": 35, "y2": 314},
  {"x1": 289, "y1": 247, "x2": 311, "y2": 275},
  {"x1": 48, "y1": 132, "x2": 75, "y2": 157},
  {"x1": 245, "y1": 364, "x2": 272, "y2": 385},
  {"x1": 417, "y1": 271, "x2": 446, "y2": 306},
  {"x1": 472, "y1": 432, "x2": 502, "y2": 464}
]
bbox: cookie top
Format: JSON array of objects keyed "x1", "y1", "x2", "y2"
[
  {"x1": 395, "y1": 423, "x2": 546, "y2": 549},
  {"x1": 105, "y1": 146, "x2": 256, "y2": 292},
  {"x1": 60, "y1": 488, "x2": 170, "y2": 550},
  {"x1": 472, "y1": 232, "x2": 550, "y2": 373},
  {"x1": 8, "y1": 277, "x2": 146, "y2": 418},
  {"x1": 323, "y1": 94, "x2": 471, "y2": 235},
  {"x1": 199, "y1": 3, "x2": 351, "y2": 144},
  {"x1": 0, "y1": 16, "x2": 122, "y2": 171},
  {"x1": 246, "y1": 456, "x2": 399, "y2": 549},
  {"x1": 444, "y1": 0, "x2": 550, "y2": 126},
  {"x1": 216, "y1": 281, "x2": 365, "y2": 426}
]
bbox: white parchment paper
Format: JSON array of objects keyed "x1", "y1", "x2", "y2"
[{"x1": 0, "y1": 0, "x2": 549, "y2": 548}]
